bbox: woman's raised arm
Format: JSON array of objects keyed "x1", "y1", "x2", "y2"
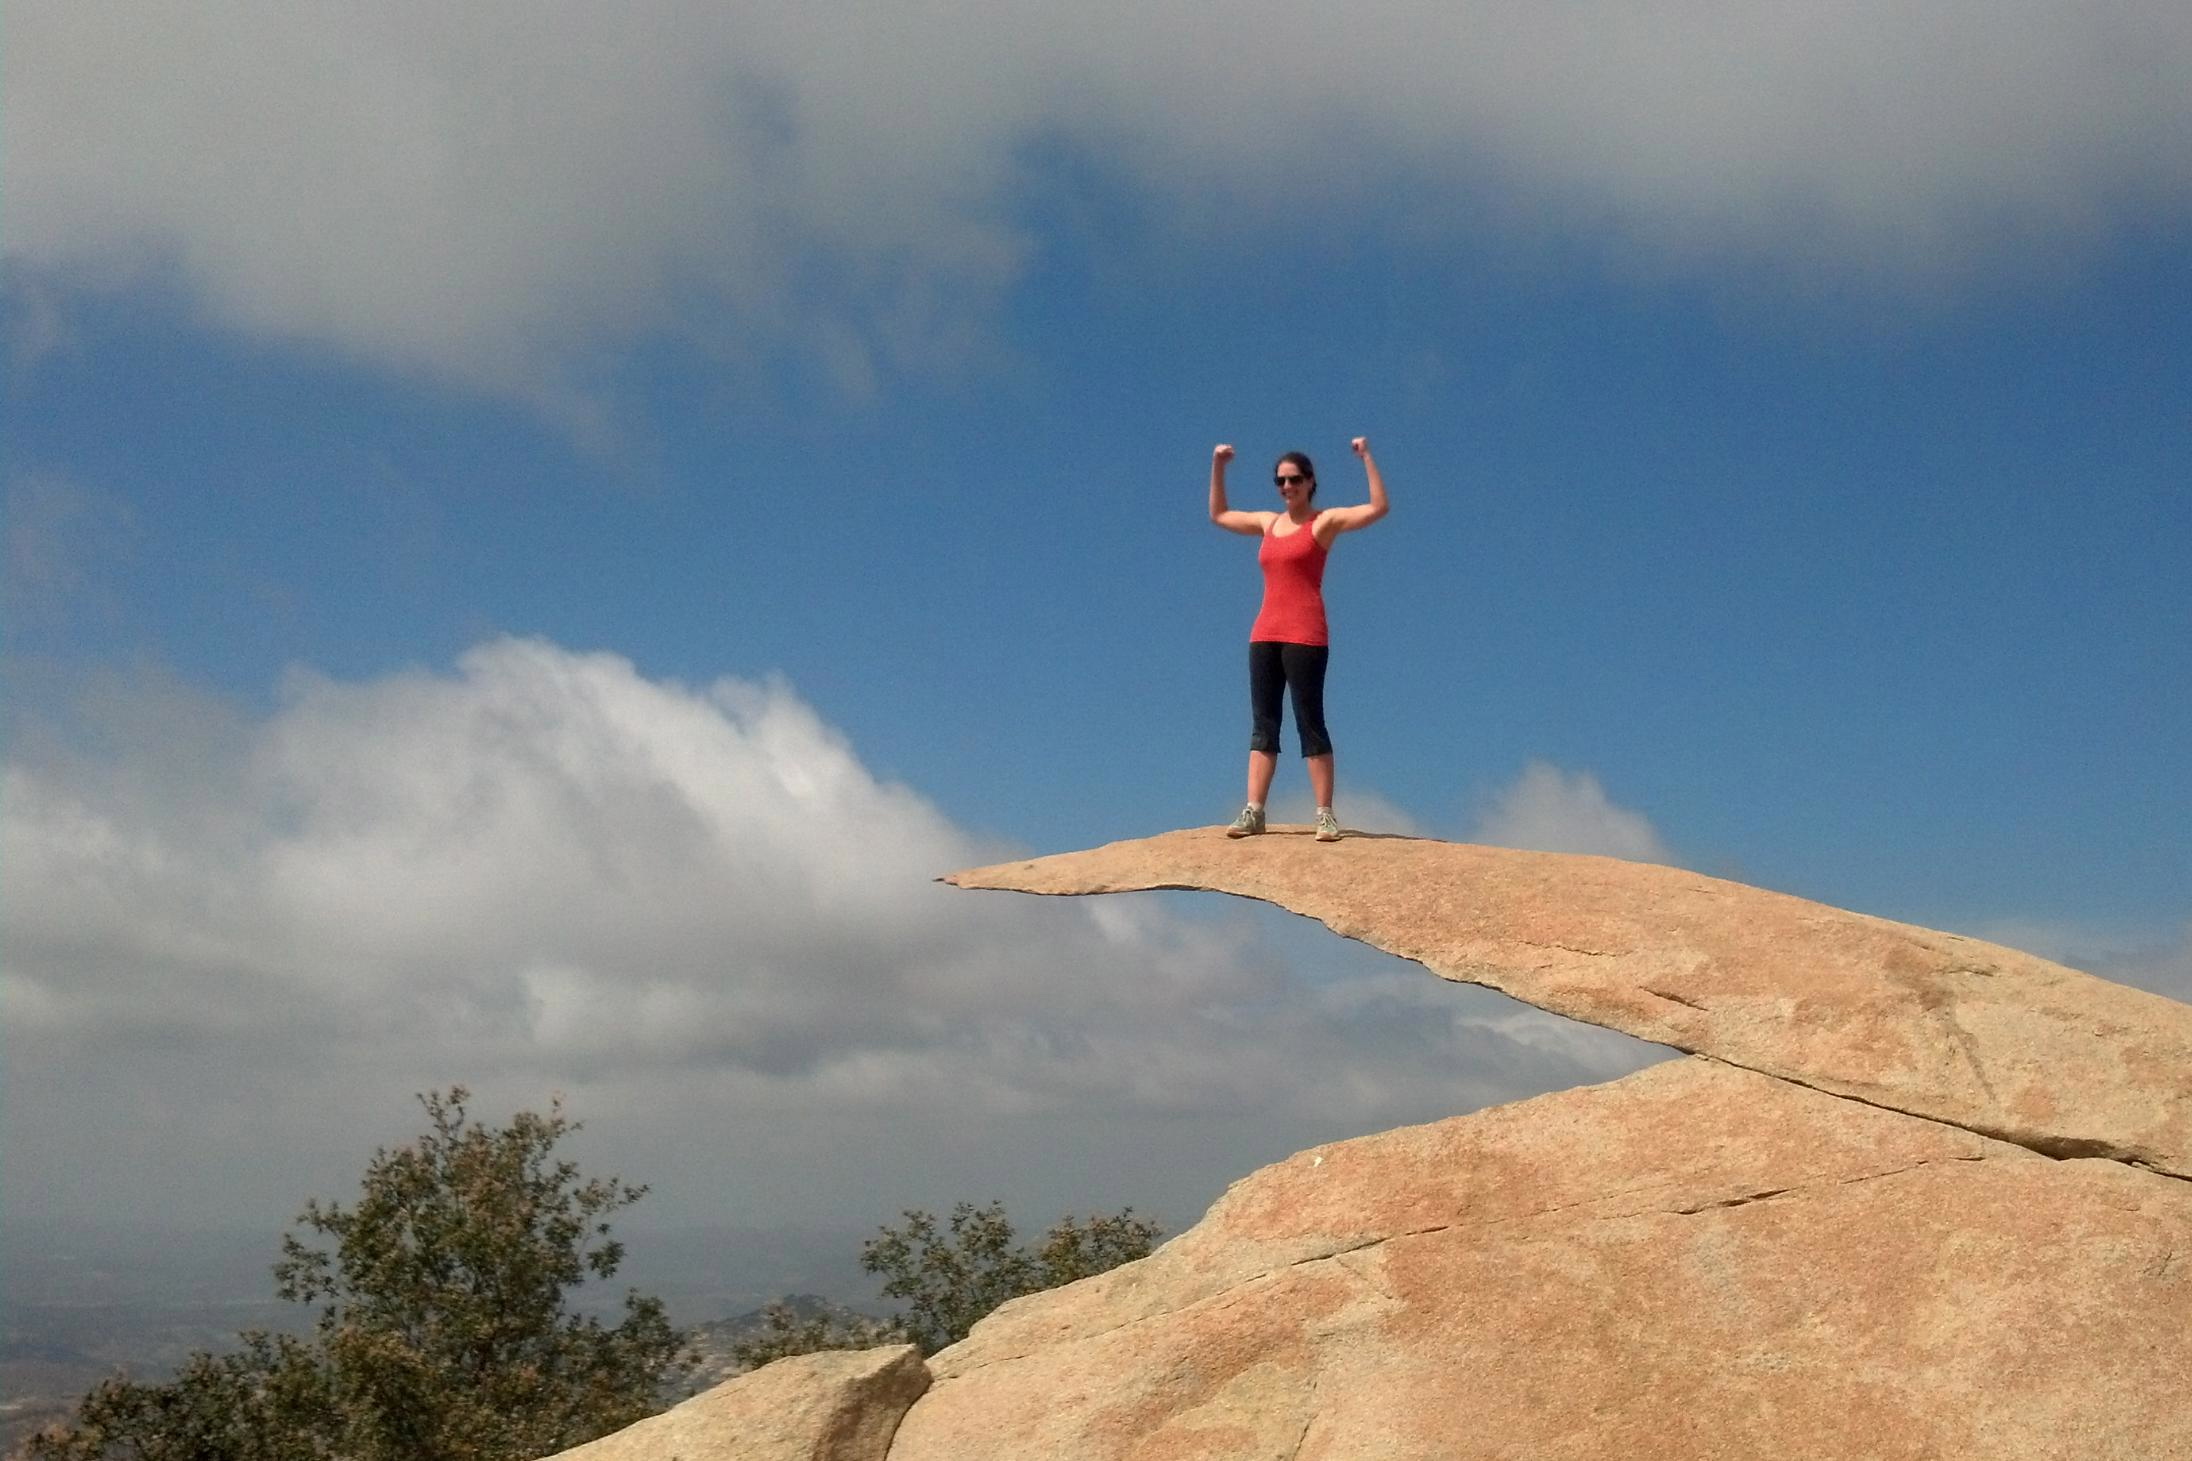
[
  {"x1": 1318, "y1": 436, "x2": 1390, "y2": 537},
  {"x1": 1209, "y1": 442, "x2": 1270, "y2": 535}
]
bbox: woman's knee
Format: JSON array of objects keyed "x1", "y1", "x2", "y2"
[{"x1": 1282, "y1": 645, "x2": 1332, "y2": 757}]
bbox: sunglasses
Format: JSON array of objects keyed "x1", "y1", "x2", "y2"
[{"x1": 1274, "y1": 472, "x2": 1310, "y2": 486}]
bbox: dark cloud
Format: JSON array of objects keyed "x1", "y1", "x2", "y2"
[{"x1": 8, "y1": 3, "x2": 2188, "y2": 402}]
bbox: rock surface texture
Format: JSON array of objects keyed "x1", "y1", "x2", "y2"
[
  {"x1": 551, "y1": 1345, "x2": 927, "y2": 1461},
  {"x1": 548, "y1": 833, "x2": 2192, "y2": 1460},
  {"x1": 947, "y1": 829, "x2": 2192, "y2": 1178},
  {"x1": 893, "y1": 1060, "x2": 2191, "y2": 1460}
]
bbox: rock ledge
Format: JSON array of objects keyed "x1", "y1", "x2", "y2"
[{"x1": 947, "y1": 829, "x2": 2192, "y2": 1177}]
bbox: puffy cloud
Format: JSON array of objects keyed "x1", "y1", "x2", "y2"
[
  {"x1": 2, "y1": 640, "x2": 1664, "y2": 1227},
  {"x1": 1469, "y1": 760, "x2": 1675, "y2": 865},
  {"x1": 7, "y1": 3, "x2": 2189, "y2": 399},
  {"x1": 1270, "y1": 784, "x2": 1423, "y2": 836}
]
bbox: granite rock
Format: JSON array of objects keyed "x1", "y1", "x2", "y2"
[
  {"x1": 548, "y1": 1345, "x2": 927, "y2": 1461},
  {"x1": 946, "y1": 829, "x2": 2192, "y2": 1177}
]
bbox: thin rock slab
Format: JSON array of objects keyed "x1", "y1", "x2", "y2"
[
  {"x1": 887, "y1": 1060, "x2": 2192, "y2": 1461},
  {"x1": 547, "y1": 1345, "x2": 927, "y2": 1461},
  {"x1": 944, "y1": 830, "x2": 2192, "y2": 1176}
]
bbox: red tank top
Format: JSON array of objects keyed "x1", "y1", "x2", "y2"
[{"x1": 1250, "y1": 515, "x2": 1329, "y2": 645}]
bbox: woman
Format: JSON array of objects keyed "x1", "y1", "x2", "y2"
[{"x1": 1208, "y1": 436, "x2": 1388, "y2": 842}]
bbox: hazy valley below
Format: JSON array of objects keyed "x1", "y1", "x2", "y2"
[{"x1": 0, "y1": 1217, "x2": 879, "y2": 1455}]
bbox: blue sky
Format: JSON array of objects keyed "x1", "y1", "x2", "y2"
[{"x1": 5, "y1": 4, "x2": 2188, "y2": 1249}]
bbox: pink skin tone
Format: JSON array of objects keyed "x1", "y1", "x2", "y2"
[
  {"x1": 1247, "y1": 746, "x2": 1330, "y2": 809},
  {"x1": 1208, "y1": 437, "x2": 1389, "y2": 817}
]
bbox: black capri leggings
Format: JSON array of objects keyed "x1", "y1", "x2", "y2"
[{"x1": 1248, "y1": 641, "x2": 1332, "y2": 758}]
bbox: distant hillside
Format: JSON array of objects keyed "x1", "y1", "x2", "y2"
[
  {"x1": 0, "y1": 1225, "x2": 299, "y2": 1460},
  {"x1": 0, "y1": 1217, "x2": 876, "y2": 1457},
  {"x1": 678, "y1": 1294, "x2": 890, "y2": 1396}
]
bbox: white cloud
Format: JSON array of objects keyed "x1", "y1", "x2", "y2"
[
  {"x1": 1270, "y1": 784, "x2": 1423, "y2": 836},
  {"x1": 7, "y1": 3, "x2": 2189, "y2": 402},
  {"x1": 2, "y1": 640, "x2": 1664, "y2": 1228},
  {"x1": 1470, "y1": 760, "x2": 1675, "y2": 865}
]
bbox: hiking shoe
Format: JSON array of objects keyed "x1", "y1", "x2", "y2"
[
  {"x1": 1314, "y1": 808, "x2": 1342, "y2": 842},
  {"x1": 1225, "y1": 804, "x2": 1267, "y2": 838}
]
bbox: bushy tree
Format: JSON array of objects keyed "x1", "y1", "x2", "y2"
[
  {"x1": 31, "y1": 1089, "x2": 690, "y2": 1461},
  {"x1": 26, "y1": 1335, "x2": 327, "y2": 1461},
  {"x1": 733, "y1": 1200, "x2": 1161, "y2": 1366}
]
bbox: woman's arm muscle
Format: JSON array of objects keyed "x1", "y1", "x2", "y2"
[
  {"x1": 1210, "y1": 443, "x2": 1273, "y2": 535},
  {"x1": 1318, "y1": 436, "x2": 1389, "y2": 539}
]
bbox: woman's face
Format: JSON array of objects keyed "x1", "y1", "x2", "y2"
[{"x1": 1275, "y1": 461, "x2": 1314, "y2": 511}]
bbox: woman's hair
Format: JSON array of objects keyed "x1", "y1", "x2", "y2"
[{"x1": 1275, "y1": 451, "x2": 1317, "y2": 501}]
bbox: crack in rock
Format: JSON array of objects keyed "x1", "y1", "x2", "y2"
[
  {"x1": 1672, "y1": 1187, "x2": 1792, "y2": 1214},
  {"x1": 1285, "y1": 1373, "x2": 1322, "y2": 1461},
  {"x1": 1281, "y1": 1224, "x2": 1455, "y2": 1274},
  {"x1": 1921, "y1": 996, "x2": 2004, "y2": 1107},
  {"x1": 1695, "y1": 1057, "x2": 2143, "y2": 1170},
  {"x1": 1330, "y1": 1246, "x2": 1399, "y2": 1302},
  {"x1": 935, "y1": 1154, "x2": 2003, "y2": 1379},
  {"x1": 1522, "y1": 939, "x2": 1627, "y2": 958}
]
